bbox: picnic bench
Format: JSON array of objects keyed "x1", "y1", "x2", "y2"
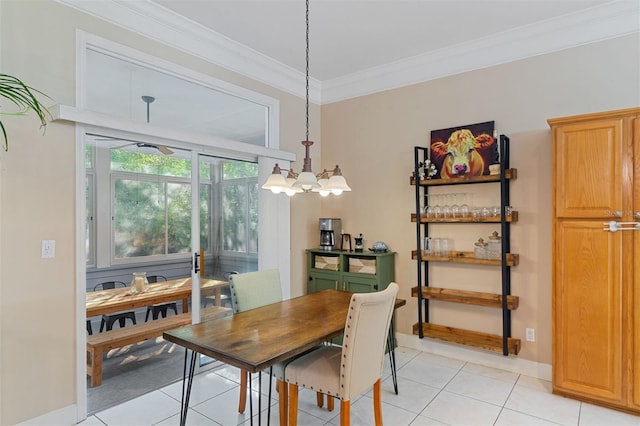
[{"x1": 87, "y1": 306, "x2": 231, "y2": 387}]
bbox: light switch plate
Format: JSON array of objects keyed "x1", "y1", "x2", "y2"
[{"x1": 41, "y1": 240, "x2": 56, "y2": 258}]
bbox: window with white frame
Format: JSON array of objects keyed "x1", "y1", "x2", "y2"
[
  {"x1": 85, "y1": 145, "x2": 96, "y2": 267},
  {"x1": 220, "y1": 162, "x2": 258, "y2": 255},
  {"x1": 86, "y1": 143, "x2": 259, "y2": 269},
  {"x1": 80, "y1": 33, "x2": 279, "y2": 274}
]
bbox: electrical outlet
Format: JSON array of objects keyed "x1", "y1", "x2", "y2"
[
  {"x1": 525, "y1": 328, "x2": 535, "y2": 342},
  {"x1": 41, "y1": 240, "x2": 56, "y2": 258}
]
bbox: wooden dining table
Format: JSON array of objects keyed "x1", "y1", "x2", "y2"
[
  {"x1": 86, "y1": 277, "x2": 229, "y2": 317},
  {"x1": 163, "y1": 289, "x2": 406, "y2": 426}
]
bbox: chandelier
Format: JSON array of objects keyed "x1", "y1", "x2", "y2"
[{"x1": 261, "y1": 0, "x2": 351, "y2": 197}]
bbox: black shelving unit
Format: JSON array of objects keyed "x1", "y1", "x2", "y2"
[{"x1": 411, "y1": 135, "x2": 520, "y2": 356}]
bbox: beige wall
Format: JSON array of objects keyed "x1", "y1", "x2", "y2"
[
  {"x1": 320, "y1": 34, "x2": 640, "y2": 364},
  {"x1": 1, "y1": 0, "x2": 638, "y2": 423},
  {"x1": 0, "y1": 1, "x2": 317, "y2": 424}
]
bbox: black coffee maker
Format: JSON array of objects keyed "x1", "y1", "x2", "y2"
[{"x1": 319, "y1": 218, "x2": 341, "y2": 251}]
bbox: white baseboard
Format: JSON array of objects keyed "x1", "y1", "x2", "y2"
[
  {"x1": 396, "y1": 332, "x2": 552, "y2": 381},
  {"x1": 17, "y1": 404, "x2": 78, "y2": 426},
  {"x1": 18, "y1": 334, "x2": 551, "y2": 425}
]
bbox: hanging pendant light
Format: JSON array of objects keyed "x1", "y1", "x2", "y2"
[{"x1": 262, "y1": 0, "x2": 350, "y2": 197}]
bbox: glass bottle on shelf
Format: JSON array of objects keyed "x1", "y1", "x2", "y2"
[
  {"x1": 487, "y1": 231, "x2": 502, "y2": 260},
  {"x1": 474, "y1": 238, "x2": 488, "y2": 259}
]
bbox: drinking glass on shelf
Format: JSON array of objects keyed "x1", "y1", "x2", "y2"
[
  {"x1": 424, "y1": 194, "x2": 435, "y2": 218},
  {"x1": 450, "y1": 193, "x2": 461, "y2": 218},
  {"x1": 471, "y1": 206, "x2": 481, "y2": 220},
  {"x1": 505, "y1": 205, "x2": 513, "y2": 217},
  {"x1": 431, "y1": 238, "x2": 441, "y2": 256},
  {"x1": 440, "y1": 238, "x2": 450, "y2": 256},
  {"x1": 491, "y1": 206, "x2": 501, "y2": 217},
  {"x1": 460, "y1": 193, "x2": 470, "y2": 218},
  {"x1": 432, "y1": 194, "x2": 442, "y2": 219},
  {"x1": 424, "y1": 237, "x2": 432, "y2": 255},
  {"x1": 442, "y1": 193, "x2": 452, "y2": 218}
]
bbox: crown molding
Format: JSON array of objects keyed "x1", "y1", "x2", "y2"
[
  {"x1": 322, "y1": 0, "x2": 640, "y2": 104},
  {"x1": 55, "y1": 0, "x2": 322, "y2": 104},
  {"x1": 56, "y1": 0, "x2": 638, "y2": 105}
]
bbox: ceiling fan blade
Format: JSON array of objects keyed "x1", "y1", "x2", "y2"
[{"x1": 157, "y1": 145, "x2": 174, "y2": 155}]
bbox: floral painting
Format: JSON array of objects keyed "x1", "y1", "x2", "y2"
[{"x1": 430, "y1": 121, "x2": 498, "y2": 179}]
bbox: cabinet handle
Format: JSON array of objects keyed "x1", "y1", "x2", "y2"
[
  {"x1": 635, "y1": 212, "x2": 640, "y2": 220},
  {"x1": 603, "y1": 221, "x2": 640, "y2": 232},
  {"x1": 334, "y1": 280, "x2": 338, "y2": 291}
]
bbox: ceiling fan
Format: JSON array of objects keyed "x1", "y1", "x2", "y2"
[{"x1": 96, "y1": 95, "x2": 175, "y2": 155}]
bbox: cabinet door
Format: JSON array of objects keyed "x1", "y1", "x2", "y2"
[
  {"x1": 632, "y1": 116, "x2": 640, "y2": 410},
  {"x1": 554, "y1": 118, "x2": 624, "y2": 219},
  {"x1": 343, "y1": 274, "x2": 378, "y2": 293},
  {"x1": 633, "y1": 218, "x2": 640, "y2": 410},
  {"x1": 308, "y1": 271, "x2": 339, "y2": 293},
  {"x1": 553, "y1": 221, "x2": 624, "y2": 403}
]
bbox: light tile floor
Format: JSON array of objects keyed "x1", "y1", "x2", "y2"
[{"x1": 80, "y1": 346, "x2": 640, "y2": 426}]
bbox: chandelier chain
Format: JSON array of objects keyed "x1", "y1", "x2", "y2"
[{"x1": 305, "y1": 0, "x2": 310, "y2": 141}]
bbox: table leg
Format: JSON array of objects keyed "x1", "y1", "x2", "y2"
[
  {"x1": 179, "y1": 348, "x2": 197, "y2": 426},
  {"x1": 387, "y1": 317, "x2": 399, "y2": 395},
  {"x1": 249, "y1": 372, "x2": 254, "y2": 426},
  {"x1": 267, "y1": 367, "x2": 273, "y2": 426},
  {"x1": 248, "y1": 369, "x2": 273, "y2": 426}
]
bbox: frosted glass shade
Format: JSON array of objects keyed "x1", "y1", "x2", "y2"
[
  {"x1": 327, "y1": 174, "x2": 351, "y2": 195},
  {"x1": 292, "y1": 171, "x2": 320, "y2": 190},
  {"x1": 261, "y1": 173, "x2": 288, "y2": 194}
]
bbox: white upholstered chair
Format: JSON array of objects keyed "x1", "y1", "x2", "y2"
[{"x1": 285, "y1": 282, "x2": 399, "y2": 426}]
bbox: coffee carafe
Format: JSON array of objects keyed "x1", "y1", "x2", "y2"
[
  {"x1": 320, "y1": 229, "x2": 335, "y2": 251},
  {"x1": 319, "y1": 218, "x2": 341, "y2": 251}
]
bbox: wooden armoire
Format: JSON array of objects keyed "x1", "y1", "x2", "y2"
[{"x1": 549, "y1": 108, "x2": 640, "y2": 414}]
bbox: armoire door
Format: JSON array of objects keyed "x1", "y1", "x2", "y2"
[
  {"x1": 553, "y1": 118, "x2": 624, "y2": 219},
  {"x1": 632, "y1": 115, "x2": 640, "y2": 410},
  {"x1": 553, "y1": 220, "x2": 624, "y2": 403}
]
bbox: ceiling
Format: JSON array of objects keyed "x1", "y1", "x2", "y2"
[
  {"x1": 60, "y1": 0, "x2": 637, "y2": 103},
  {"x1": 152, "y1": 0, "x2": 612, "y2": 82}
]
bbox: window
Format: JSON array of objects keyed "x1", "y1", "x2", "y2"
[
  {"x1": 80, "y1": 33, "x2": 278, "y2": 273},
  {"x1": 110, "y1": 148, "x2": 192, "y2": 262},
  {"x1": 220, "y1": 162, "x2": 258, "y2": 255},
  {"x1": 85, "y1": 145, "x2": 96, "y2": 267},
  {"x1": 86, "y1": 143, "x2": 259, "y2": 268}
]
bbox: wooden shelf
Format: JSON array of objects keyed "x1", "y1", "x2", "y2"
[
  {"x1": 411, "y1": 286, "x2": 519, "y2": 310},
  {"x1": 410, "y1": 169, "x2": 517, "y2": 186},
  {"x1": 411, "y1": 250, "x2": 519, "y2": 266},
  {"x1": 411, "y1": 211, "x2": 518, "y2": 223},
  {"x1": 412, "y1": 322, "x2": 521, "y2": 355}
]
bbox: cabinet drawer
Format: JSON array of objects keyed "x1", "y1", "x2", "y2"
[
  {"x1": 313, "y1": 254, "x2": 340, "y2": 271},
  {"x1": 348, "y1": 257, "x2": 377, "y2": 274}
]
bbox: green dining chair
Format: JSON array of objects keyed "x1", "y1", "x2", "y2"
[
  {"x1": 229, "y1": 269, "x2": 283, "y2": 416},
  {"x1": 285, "y1": 282, "x2": 399, "y2": 426},
  {"x1": 230, "y1": 269, "x2": 327, "y2": 426}
]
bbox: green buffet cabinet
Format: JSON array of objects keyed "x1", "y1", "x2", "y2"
[{"x1": 306, "y1": 249, "x2": 396, "y2": 295}]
